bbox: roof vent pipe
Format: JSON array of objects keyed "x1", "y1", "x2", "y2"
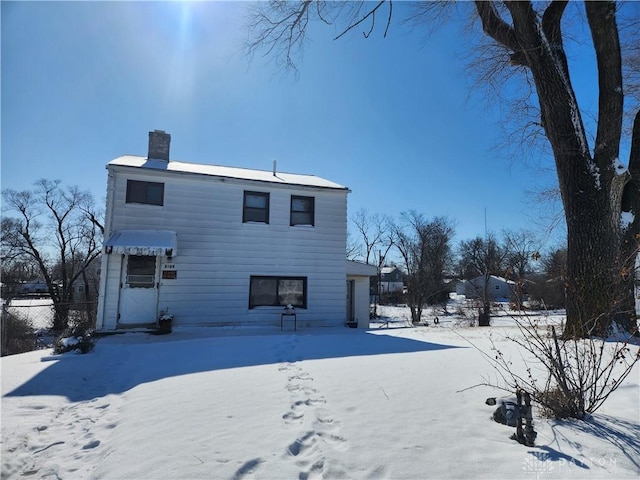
[{"x1": 273, "y1": 160, "x2": 277, "y2": 176}]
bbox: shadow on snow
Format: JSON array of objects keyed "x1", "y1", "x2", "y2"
[
  {"x1": 528, "y1": 413, "x2": 640, "y2": 472},
  {"x1": 4, "y1": 328, "x2": 464, "y2": 402}
]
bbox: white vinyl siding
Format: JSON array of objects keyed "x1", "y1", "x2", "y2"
[
  {"x1": 97, "y1": 165, "x2": 348, "y2": 329},
  {"x1": 99, "y1": 253, "x2": 123, "y2": 329}
]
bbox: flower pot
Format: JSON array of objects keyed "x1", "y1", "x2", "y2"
[{"x1": 158, "y1": 318, "x2": 173, "y2": 334}]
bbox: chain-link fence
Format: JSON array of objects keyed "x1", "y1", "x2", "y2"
[{"x1": 1, "y1": 297, "x2": 97, "y2": 356}]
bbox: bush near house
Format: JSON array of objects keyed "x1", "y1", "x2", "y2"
[
  {"x1": 1, "y1": 310, "x2": 37, "y2": 356},
  {"x1": 53, "y1": 328, "x2": 96, "y2": 355},
  {"x1": 1, "y1": 298, "x2": 98, "y2": 355}
]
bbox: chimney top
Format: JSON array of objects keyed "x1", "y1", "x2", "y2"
[{"x1": 148, "y1": 130, "x2": 171, "y2": 161}]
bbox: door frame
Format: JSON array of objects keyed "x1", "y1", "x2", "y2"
[
  {"x1": 117, "y1": 254, "x2": 160, "y2": 326},
  {"x1": 346, "y1": 279, "x2": 355, "y2": 323}
]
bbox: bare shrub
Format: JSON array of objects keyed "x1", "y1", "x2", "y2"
[
  {"x1": 453, "y1": 299, "x2": 487, "y2": 327},
  {"x1": 52, "y1": 306, "x2": 97, "y2": 355},
  {"x1": 480, "y1": 315, "x2": 639, "y2": 419},
  {"x1": 67, "y1": 302, "x2": 97, "y2": 332},
  {"x1": 455, "y1": 305, "x2": 477, "y2": 327},
  {"x1": 1, "y1": 310, "x2": 37, "y2": 356},
  {"x1": 537, "y1": 386, "x2": 576, "y2": 419}
]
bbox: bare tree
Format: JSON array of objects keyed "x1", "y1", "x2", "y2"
[
  {"x1": 0, "y1": 222, "x2": 41, "y2": 297},
  {"x1": 346, "y1": 230, "x2": 360, "y2": 260},
  {"x1": 395, "y1": 212, "x2": 455, "y2": 324},
  {"x1": 351, "y1": 208, "x2": 393, "y2": 264},
  {"x1": 542, "y1": 246, "x2": 568, "y2": 281},
  {"x1": 502, "y1": 229, "x2": 540, "y2": 308},
  {"x1": 245, "y1": 1, "x2": 640, "y2": 338},
  {"x1": 351, "y1": 209, "x2": 396, "y2": 316},
  {"x1": 2, "y1": 180, "x2": 104, "y2": 332},
  {"x1": 527, "y1": 244, "x2": 568, "y2": 310},
  {"x1": 458, "y1": 234, "x2": 509, "y2": 325}
]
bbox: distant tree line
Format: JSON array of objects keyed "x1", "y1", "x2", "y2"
[{"x1": 349, "y1": 208, "x2": 568, "y2": 324}]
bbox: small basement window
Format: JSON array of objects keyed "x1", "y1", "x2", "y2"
[{"x1": 126, "y1": 180, "x2": 164, "y2": 206}]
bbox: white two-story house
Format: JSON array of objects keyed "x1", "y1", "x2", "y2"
[{"x1": 96, "y1": 130, "x2": 375, "y2": 331}]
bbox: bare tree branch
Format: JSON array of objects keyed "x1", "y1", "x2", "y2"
[
  {"x1": 474, "y1": 1, "x2": 523, "y2": 65},
  {"x1": 334, "y1": 0, "x2": 393, "y2": 40},
  {"x1": 586, "y1": 2, "x2": 624, "y2": 165}
]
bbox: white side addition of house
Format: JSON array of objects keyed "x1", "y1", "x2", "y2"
[{"x1": 96, "y1": 130, "x2": 366, "y2": 330}]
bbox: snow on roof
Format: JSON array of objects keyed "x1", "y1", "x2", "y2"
[
  {"x1": 380, "y1": 266, "x2": 401, "y2": 274},
  {"x1": 108, "y1": 155, "x2": 349, "y2": 191},
  {"x1": 346, "y1": 260, "x2": 377, "y2": 276},
  {"x1": 470, "y1": 275, "x2": 516, "y2": 285}
]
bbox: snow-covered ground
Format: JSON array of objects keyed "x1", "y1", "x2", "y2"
[
  {"x1": 4, "y1": 298, "x2": 54, "y2": 330},
  {"x1": 1, "y1": 305, "x2": 639, "y2": 479}
]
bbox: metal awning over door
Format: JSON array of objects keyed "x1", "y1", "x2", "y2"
[{"x1": 104, "y1": 230, "x2": 177, "y2": 256}]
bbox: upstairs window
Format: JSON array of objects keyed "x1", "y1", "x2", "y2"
[
  {"x1": 126, "y1": 180, "x2": 164, "y2": 206},
  {"x1": 243, "y1": 191, "x2": 270, "y2": 223},
  {"x1": 290, "y1": 196, "x2": 314, "y2": 226},
  {"x1": 249, "y1": 276, "x2": 307, "y2": 309}
]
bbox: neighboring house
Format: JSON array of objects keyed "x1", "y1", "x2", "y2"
[
  {"x1": 71, "y1": 278, "x2": 100, "y2": 303},
  {"x1": 96, "y1": 130, "x2": 374, "y2": 330},
  {"x1": 377, "y1": 266, "x2": 405, "y2": 294},
  {"x1": 443, "y1": 278, "x2": 459, "y2": 295},
  {"x1": 456, "y1": 275, "x2": 516, "y2": 301},
  {"x1": 16, "y1": 279, "x2": 48, "y2": 296},
  {"x1": 71, "y1": 257, "x2": 101, "y2": 303}
]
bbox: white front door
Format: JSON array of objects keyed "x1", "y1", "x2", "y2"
[{"x1": 118, "y1": 255, "x2": 158, "y2": 325}]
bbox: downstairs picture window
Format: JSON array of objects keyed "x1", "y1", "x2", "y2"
[{"x1": 249, "y1": 276, "x2": 307, "y2": 309}]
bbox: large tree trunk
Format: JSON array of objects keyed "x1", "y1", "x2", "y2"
[
  {"x1": 478, "y1": 1, "x2": 640, "y2": 338},
  {"x1": 563, "y1": 188, "x2": 627, "y2": 338},
  {"x1": 526, "y1": 2, "x2": 633, "y2": 338}
]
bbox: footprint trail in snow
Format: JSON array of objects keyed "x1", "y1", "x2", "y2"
[{"x1": 275, "y1": 335, "x2": 350, "y2": 480}]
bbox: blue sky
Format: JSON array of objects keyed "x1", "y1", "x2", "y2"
[{"x1": 2, "y1": 1, "x2": 604, "y2": 248}]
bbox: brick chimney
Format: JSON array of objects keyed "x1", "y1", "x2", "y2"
[{"x1": 148, "y1": 130, "x2": 171, "y2": 161}]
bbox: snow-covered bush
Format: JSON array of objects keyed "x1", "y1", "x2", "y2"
[{"x1": 53, "y1": 326, "x2": 96, "y2": 354}]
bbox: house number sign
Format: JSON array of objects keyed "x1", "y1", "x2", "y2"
[{"x1": 162, "y1": 263, "x2": 177, "y2": 280}]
